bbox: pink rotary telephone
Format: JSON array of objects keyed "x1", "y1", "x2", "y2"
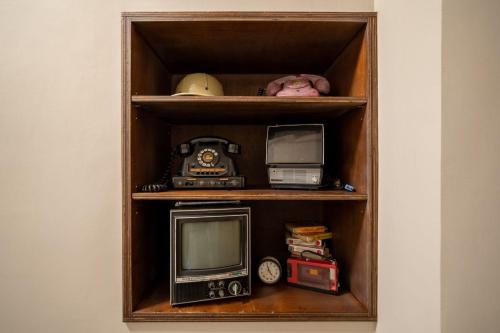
[{"x1": 266, "y1": 74, "x2": 330, "y2": 97}]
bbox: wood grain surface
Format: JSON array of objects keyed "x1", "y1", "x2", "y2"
[
  {"x1": 130, "y1": 281, "x2": 370, "y2": 321},
  {"x1": 132, "y1": 96, "x2": 367, "y2": 124},
  {"x1": 132, "y1": 189, "x2": 368, "y2": 201}
]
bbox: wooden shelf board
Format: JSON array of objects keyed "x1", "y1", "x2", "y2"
[
  {"x1": 129, "y1": 281, "x2": 370, "y2": 321},
  {"x1": 132, "y1": 189, "x2": 368, "y2": 201},
  {"x1": 131, "y1": 96, "x2": 367, "y2": 123}
]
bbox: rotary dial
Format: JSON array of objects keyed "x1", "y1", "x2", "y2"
[
  {"x1": 197, "y1": 148, "x2": 218, "y2": 167},
  {"x1": 202, "y1": 151, "x2": 214, "y2": 163},
  {"x1": 257, "y1": 257, "x2": 282, "y2": 285}
]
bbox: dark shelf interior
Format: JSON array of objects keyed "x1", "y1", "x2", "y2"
[
  {"x1": 129, "y1": 18, "x2": 369, "y2": 98},
  {"x1": 131, "y1": 108, "x2": 369, "y2": 193},
  {"x1": 133, "y1": 20, "x2": 366, "y2": 74},
  {"x1": 128, "y1": 200, "x2": 373, "y2": 319}
]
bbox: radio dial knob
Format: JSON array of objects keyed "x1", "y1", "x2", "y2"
[{"x1": 228, "y1": 280, "x2": 242, "y2": 296}]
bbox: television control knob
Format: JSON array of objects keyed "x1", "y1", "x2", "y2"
[
  {"x1": 228, "y1": 281, "x2": 242, "y2": 296},
  {"x1": 218, "y1": 280, "x2": 225, "y2": 287},
  {"x1": 208, "y1": 281, "x2": 215, "y2": 289},
  {"x1": 209, "y1": 290, "x2": 215, "y2": 299},
  {"x1": 218, "y1": 289, "x2": 225, "y2": 297}
]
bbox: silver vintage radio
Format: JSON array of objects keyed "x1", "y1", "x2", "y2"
[{"x1": 266, "y1": 124, "x2": 324, "y2": 189}]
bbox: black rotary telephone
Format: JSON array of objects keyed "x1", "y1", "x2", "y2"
[
  {"x1": 141, "y1": 137, "x2": 245, "y2": 192},
  {"x1": 177, "y1": 137, "x2": 240, "y2": 178}
]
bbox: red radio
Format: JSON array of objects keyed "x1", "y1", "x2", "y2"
[{"x1": 287, "y1": 257, "x2": 339, "y2": 294}]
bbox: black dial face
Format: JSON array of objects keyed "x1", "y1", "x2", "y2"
[
  {"x1": 197, "y1": 148, "x2": 219, "y2": 167},
  {"x1": 258, "y1": 258, "x2": 281, "y2": 284}
]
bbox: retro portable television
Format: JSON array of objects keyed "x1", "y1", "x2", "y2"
[
  {"x1": 170, "y1": 202, "x2": 251, "y2": 305},
  {"x1": 266, "y1": 124, "x2": 325, "y2": 188}
]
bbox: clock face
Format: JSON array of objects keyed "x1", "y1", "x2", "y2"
[{"x1": 258, "y1": 257, "x2": 282, "y2": 284}]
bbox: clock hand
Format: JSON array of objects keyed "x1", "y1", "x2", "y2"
[{"x1": 266, "y1": 262, "x2": 272, "y2": 275}]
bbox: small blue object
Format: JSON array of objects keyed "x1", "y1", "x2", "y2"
[{"x1": 343, "y1": 184, "x2": 355, "y2": 192}]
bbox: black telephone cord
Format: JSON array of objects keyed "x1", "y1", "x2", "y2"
[{"x1": 141, "y1": 149, "x2": 178, "y2": 192}]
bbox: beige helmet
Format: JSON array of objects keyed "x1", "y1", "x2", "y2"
[{"x1": 172, "y1": 73, "x2": 224, "y2": 96}]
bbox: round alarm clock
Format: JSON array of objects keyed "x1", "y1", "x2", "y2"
[{"x1": 257, "y1": 256, "x2": 282, "y2": 285}]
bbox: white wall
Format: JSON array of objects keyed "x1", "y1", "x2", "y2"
[
  {"x1": 442, "y1": 1, "x2": 500, "y2": 332},
  {"x1": 0, "y1": 1, "x2": 443, "y2": 332},
  {"x1": 375, "y1": 1, "x2": 442, "y2": 332}
]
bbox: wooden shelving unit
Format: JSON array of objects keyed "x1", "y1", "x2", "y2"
[{"x1": 122, "y1": 12, "x2": 377, "y2": 322}]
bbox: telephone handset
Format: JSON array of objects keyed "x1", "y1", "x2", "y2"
[
  {"x1": 141, "y1": 137, "x2": 244, "y2": 192},
  {"x1": 266, "y1": 74, "x2": 330, "y2": 97},
  {"x1": 179, "y1": 137, "x2": 239, "y2": 157}
]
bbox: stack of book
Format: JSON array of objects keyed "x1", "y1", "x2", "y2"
[{"x1": 285, "y1": 223, "x2": 333, "y2": 260}]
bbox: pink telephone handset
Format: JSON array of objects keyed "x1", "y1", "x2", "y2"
[{"x1": 266, "y1": 74, "x2": 330, "y2": 97}]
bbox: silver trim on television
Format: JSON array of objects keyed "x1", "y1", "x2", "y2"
[
  {"x1": 268, "y1": 167, "x2": 322, "y2": 185},
  {"x1": 175, "y1": 270, "x2": 248, "y2": 283},
  {"x1": 171, "y1": 289, "x2": 251, "y2": 306}
]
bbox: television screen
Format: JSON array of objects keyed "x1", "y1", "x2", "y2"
[
  {"x1": 267, "y1": 125, "x2": 323, "y2": 164},
  {"x1": 181, "y1": 219, "x2": 241, "y2": 270}
]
